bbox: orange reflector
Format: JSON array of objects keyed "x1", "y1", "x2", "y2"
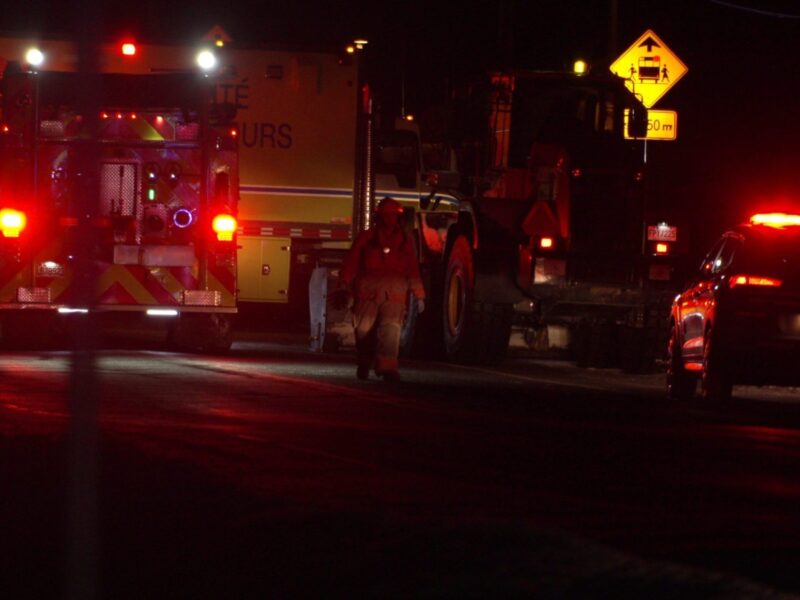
[
  {"x1": 212, "y1": 214, "x2": 237, "y2": 242},
  {"x1": 0, "y1": 208, "x2": 26, "y2": 238},
  {"x1": 729, "y1": 274, "x2": 782, "y2": 289},
  {"x1": 121, "y1": 43, "x2": 137, "y2": 56},
  {"x1": 655, "y1": 242, "x2": 669, "y2": 254},
  {"x1": 750, "y1": 213, "x2": 800, "y2": 228},
  {"x1": 540, "y1": 237, "x2": 554, "y2": 249}
]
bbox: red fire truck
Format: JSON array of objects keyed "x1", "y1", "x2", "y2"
[{"x1": 0, "y1": 52, "x2": 239, "y2": 350}]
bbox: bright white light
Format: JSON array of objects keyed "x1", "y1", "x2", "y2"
[
  {"x1": 147, "y1": 309, "x2": 179, "y2": 317},
  {"x1": 196, "y1": 50, "x2": 217, "y2": 71},
  {"x1": 25, "y1": 48, "x2": 44, "y2": 67},
  {"x1": 58, "y1": 307, "x2": 89, "y2": 314}
]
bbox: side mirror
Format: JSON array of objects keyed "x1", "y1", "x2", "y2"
[{"x1": 626, "y1": 105, "x2": 648, "y2": 139}]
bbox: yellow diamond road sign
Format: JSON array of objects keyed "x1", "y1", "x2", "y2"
[{"x1": 610, "y1": 29, "x2": 687, "y2": 108}]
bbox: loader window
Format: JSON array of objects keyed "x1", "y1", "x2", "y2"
[{"x1": 376, "y1": 130, "x2": 420, "y2": 189}]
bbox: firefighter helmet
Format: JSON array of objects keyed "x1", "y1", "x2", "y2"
[{"x1": 376, "y1": 197, "x2": 403, "y2": 215}]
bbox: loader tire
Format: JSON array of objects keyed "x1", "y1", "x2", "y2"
[{"x1": 442, "y1": 235, "x2": 512, "y2": 364}]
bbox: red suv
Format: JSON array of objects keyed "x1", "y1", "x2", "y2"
[{"x1": 668, "y1": 213, "x2": 800, "y2": 402}]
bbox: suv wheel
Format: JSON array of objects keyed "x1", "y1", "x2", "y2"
[
  {"x1": 667, "y1": 324, "x2": 695, "y2": 401},
  {"x1": 701, "y1": 329, "x2": 733, "y2": 403}
]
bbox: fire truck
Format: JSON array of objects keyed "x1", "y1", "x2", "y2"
[{"x1": 0, "y1": 41, "x2": 239, "y2": 350}]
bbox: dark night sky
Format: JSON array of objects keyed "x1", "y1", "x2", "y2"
[{"x1": 4, "y1": 0, "x2": 800, "y2": 254}]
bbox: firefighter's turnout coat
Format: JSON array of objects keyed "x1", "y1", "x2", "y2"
[{"x1": 340, "y1": 224, "x2": 425, "y2": 373}]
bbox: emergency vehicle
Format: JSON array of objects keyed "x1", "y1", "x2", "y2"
[
  {"x1": 0, "y1": 40, "x2": 239, "y2": 350},
  {"x1": 0, "y1": 35, "x2": 476, "y2": 358},
  {"x1": 668, "y1": 212, "x2": 800, "y2": 402}
]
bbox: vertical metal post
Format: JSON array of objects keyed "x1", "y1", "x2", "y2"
[
  {"x1": 609, "y1": 0, "x2": 619, "y2": 61},
  {"x1": 67, "y1": 12, "x2": 102, "y2": 600},
  {"x1": 352, "y1": 51, "x2": 374, "y2": 237}
]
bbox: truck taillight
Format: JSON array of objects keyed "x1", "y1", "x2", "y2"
[
  {"x1": 0, "y1": 209, "x2": 26, "y2": 238},
  {"x1": 212, "y1": 214, "x2": 237, "y2": 242},
  {"x1": 729, "y1": 275, "x2": 782, "y2": 289}
]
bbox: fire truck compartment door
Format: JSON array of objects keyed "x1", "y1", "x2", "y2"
[
  {"x1": 114, "y1": 245, "x2": 196, "y2": 267},
  {"x1": 237, "y1": 237, "x2": 291, "y2": 303}
]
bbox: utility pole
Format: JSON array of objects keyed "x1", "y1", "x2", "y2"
[{"x1": 609, "y1": 0, "x2": 619, "y2": 62}]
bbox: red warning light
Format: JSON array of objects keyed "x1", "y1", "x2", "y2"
[
  {"x1": 655, "y1": 242, "x2": 669, "y2": 254},
  {"x1": 121, "y1": 42, "x2": 137, "y2": 57},
  {"x1": 212, "y1": 214, "x2": 237, "y2": 242},
  {"x1": 729, "y1": 274, "x2": 782, "y2": 288},
  {"x1": 540, "y1": 237, "x2": 554, "y2": 249}
]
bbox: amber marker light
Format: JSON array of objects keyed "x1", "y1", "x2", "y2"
[{"x1": 212, "y1": 214, "x2": 237, "y2": 242}]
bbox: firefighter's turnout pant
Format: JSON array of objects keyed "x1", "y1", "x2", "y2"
[{"x1": 353, "y1": 275, "x2": 407, "y2": 374}]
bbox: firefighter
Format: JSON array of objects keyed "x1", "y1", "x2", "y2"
[{"x1": 336, "y1": 197, "x2": 425, "y2": 381}]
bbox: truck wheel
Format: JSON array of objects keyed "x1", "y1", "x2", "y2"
[
  {"x1": 1, "y1": 312, "x2": 59, "y2": 349},
  {"x1": 700, "y1": 328, "x2": 732, "y2": 403},
  {"x1": 170, "y1": 313, "x2": 233, "y2": 353},
  {"x1": 442, "y1": 235, "x2": 474, "y2": 361},
  {"x1": 666, "y1": 324, "x2": 695, "y2": 401},
  {"x1": 442, "y1": 235, "x2": 511, "y2": 364}
]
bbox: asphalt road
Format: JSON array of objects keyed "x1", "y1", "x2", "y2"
[{"x1": 2, "y1": 328, "x2": 800, "y2": 598}]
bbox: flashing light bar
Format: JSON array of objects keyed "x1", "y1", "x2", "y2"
[
  {"x1": 729, "y1": 274, "x2": 782, "y2": 289},
  {"x1": 146, "y1": 309, "x2": 179, "y2": 317},
  {"x1": 750, "y1": 213, "x2": 800, "y2": 228}
]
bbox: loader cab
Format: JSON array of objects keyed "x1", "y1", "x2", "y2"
[{"x1": 375, "y1": 128, "x2": 421, "y2": 190}]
